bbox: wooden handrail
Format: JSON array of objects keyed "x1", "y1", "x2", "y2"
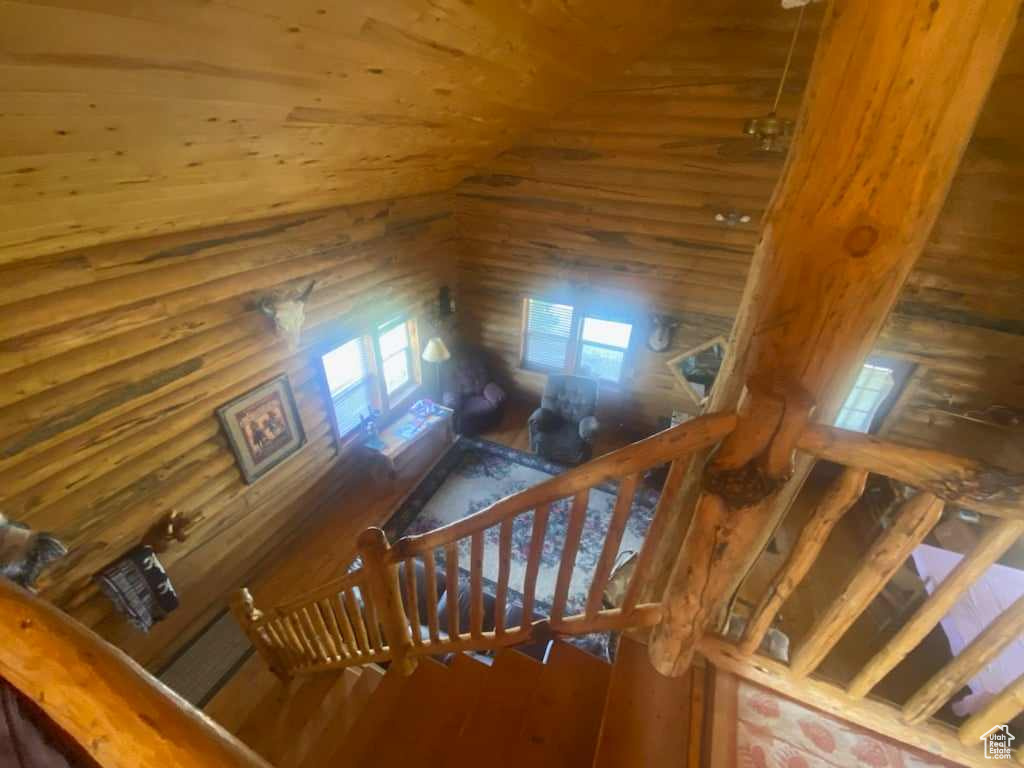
[
  {"x1": 0, "y1": 579, "x2": 271, "y2": 768},
  {"x1": 392, "y1": 412, "x2": 737, "y2": 556},
  {"x1": 243, "y1": 411, "x2": 737, "y2": 678},
  {"x1": 798, "y1": 424, "x2": 1024, "y2": 519}
]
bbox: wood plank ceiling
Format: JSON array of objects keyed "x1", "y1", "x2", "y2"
[{"x1": 0, "y1": 0, "x2": 684, "y2": 263}]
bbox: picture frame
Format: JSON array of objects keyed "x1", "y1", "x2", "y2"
[
  {"x1": 666, "y1": 335, "x2": 728, "y2": 407},
  {"x1": 217, "y1": 374, "x2": 306, "y2": 484}
]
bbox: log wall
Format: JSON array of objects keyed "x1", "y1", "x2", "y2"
[
  {"x1": 0, "y1": 191, "x2": 455, "y2": 668},
  {"x1": 455, "y1": 7, "x2": 1024, "y2": 461},
  {"x1": 454, "y1": 5, "x2": 821, "y2": 429}
]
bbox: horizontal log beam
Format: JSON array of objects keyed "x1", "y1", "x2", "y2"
[{"x1": 798, "y1": 424, "x2": 1024, "y2": 520}]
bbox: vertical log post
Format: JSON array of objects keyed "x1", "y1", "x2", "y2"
[
  {"x1": 230, "y1": 588, "x2": 289, "y2": 681},
  {"x1": 649, "y1": 379, "x2": 813, "y2": 676},
  {"x1": 644, "y1": 0, "x2": 1021, "y2": 673},
  {"x1": 357, "y1": 527, "x2": 417, "y2": 676}
]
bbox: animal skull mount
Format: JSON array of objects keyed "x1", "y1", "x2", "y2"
[
  {"x1": 647, "y1": 314, "x2": 680, "y2": 354},
  {"x1": 260, "y1": 280, "x2": 316, "y2": 350}
]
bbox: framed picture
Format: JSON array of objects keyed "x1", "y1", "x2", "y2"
[
  {"x1": 666, "y1": 335, "x2": 728, "y2": 407},
  {"x1": 217, "y1": 374, "x2": 306, "y2": 484}
]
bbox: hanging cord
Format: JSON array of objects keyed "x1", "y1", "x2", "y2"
[{"x1": 771, "y1": 2, "x2": 807, "y2": 115}]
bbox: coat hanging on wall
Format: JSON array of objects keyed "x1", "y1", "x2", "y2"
[{"x1": 95, "y1": 545, "x2": 179, "y2": 633}]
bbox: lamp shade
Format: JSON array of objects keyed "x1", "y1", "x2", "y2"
[{"x1": 421, "y1": 337, "x2": 451, "y2": 363}]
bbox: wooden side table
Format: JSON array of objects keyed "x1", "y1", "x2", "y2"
[{"x1": 363, "y1": 400, "x2": 455, "y2": 482}]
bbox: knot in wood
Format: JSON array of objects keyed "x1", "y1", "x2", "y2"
[
  {"x1": 702, "y1": 461, "x2": 788, "y2": 509},
  {"x1": 844, "y1": 225, "x2": 879, "y2": 258}
]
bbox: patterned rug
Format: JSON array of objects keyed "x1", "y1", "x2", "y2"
[{"x1": 385, "y1": 438, "x2": 661, "y2": 615}]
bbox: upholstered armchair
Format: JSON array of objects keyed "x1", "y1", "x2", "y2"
[
  {"x1": 528, "y1": 375, "x2": 600, "y2": 465},
  {"x1": 441, "y1": 347, "x2": 507, "y2": 436}
]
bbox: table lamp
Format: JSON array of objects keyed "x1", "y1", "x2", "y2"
[{"x1": 421, "y1": 337, "x2": 451, "y2": 401}]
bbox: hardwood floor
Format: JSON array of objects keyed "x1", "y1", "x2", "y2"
[{"x1": 246, "y1": 399, "x2": 639, "y2": 610}]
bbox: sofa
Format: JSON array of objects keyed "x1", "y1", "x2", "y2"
[
  {"x1": 441, "y1": 347, "x2": 507, "y2": 436},
  {"x1": 528, "y1": 375, "x2": 600, "y2": 465}
]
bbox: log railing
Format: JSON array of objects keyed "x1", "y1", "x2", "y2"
[
  {"x1": 236, "y1": 412, "x2": 738, "y2": 677},
  {"x1": 238, "y1": 409, "x2": 1024, "y2": 766},
  {"x1": 700, "y1": 423, "x2": 1024, "y2": 768},
  {"x1": 0, "y1": 579, "x2": 272, "y2": 768}
]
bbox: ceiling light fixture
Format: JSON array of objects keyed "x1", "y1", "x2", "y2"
[
  {"x1": 714, "y1": 211, "x2": 752, "y2": 227},
  {"x1": 744, "y1": 3, "x2": 806, "y2": 152}
]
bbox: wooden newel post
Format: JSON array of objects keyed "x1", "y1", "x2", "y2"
[
  {"x1": 357, "y1": 527, "x2": 417, "y2": 676},
  {"x1": 230, "y1": 588, "x2": 288, "y2": 681},
  {"x1": 649, "y1": 379, "x2": 813, "y2": 677}
]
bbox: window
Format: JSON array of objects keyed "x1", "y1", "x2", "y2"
[
  {"x1": 521, "y1": 298, "x2": 634, "y2": 384},
  {"x1": 523, "y1": 299, "x2": 575, "y2": 372},
  {"x1": 577, "y1": 316, "x2": 632, "y2": 383},
  {"x1": 377, "y1": 318, "x2": 414, "y2": 397},
  {"x1": 835, "y1": 361, "x2": 896, "y2": 433},
  {"x1": 321, "y1": 338, "x2": 373, "y2": 439}
]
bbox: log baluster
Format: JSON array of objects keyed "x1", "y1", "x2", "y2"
[
  {"x1": 958, "y1": 671, "x2": 1024, "y2": 745},
  {"x1": 494, "y1": 519, "x2": 513, "y2": 636},
  {"x1": 519, "y1": 505, "x2": 550, "y2": 633},
  {"x1": 740, "y1": 467, "x2": 869, "y2": 655},
  {"x1": 586, "y1": 474, "x2": 639, "y2": 619},
  {"x1": 849, "y1": 518, "x2": 1024, "y2": 699},
  {"x1": 903, "y1": 593, "x2": 1024, "y2": 724},
  {"x1": 331, "y1": 592, "x2": 359, "y2": 657},
  {"x1": 470, "y1": 531, "x2": 485, "y2": 638},
  {"x1": 445, "y1": 542, "x2": 460, "y2": 639},
  {"x1": 403, "y1": 557, "x2": 423, "y2": 647},
  {"x1": 790, "y1": 493, "x2": 944, "y2": 678},
  {"x1": 551, "y1": 490, "x2": 589, "y2": 624},
  {"x1": 622, "y1": 459, "x2": 686, "y2": 614},
  {"x1": 423, "y1": 550, "x2": 442, "y2": 644}
]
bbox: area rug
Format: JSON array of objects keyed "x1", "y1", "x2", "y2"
[{"x1": 385, "y1": 438, "x2": 661, "y2": 616}]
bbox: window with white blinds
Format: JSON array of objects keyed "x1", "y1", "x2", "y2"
[
  {"x1": 321, "y1": 338, "x2": 373, "y2": 438},
  {"x1": 523, "y1": 299, "x2": 575, "y2": 372}
]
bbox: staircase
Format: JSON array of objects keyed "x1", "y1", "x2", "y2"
[{"x1": 205, "y1": 636, "x2": 703, "y2": 768}]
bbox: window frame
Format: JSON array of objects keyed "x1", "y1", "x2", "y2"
[
  {"x1": 373, "y1": 316, "x2": 420, "y2": 412},
  {"x1": 834, "y1": 354, "x2": 916, "y2": 435},
  {"x1": 319, "y1": 334, "x2": 380, "y2": 446},
  {"x1": 574, "y1": 314, "x2": 634, "y2": 385},
  {"x1": 519, "y1": 297, "x2": 635, "y2": 386}
]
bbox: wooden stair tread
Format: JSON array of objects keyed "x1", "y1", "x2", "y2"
[
  {"x1": 339, "y1": 655, "x2": 490, "y2": 767},
  {"x1": 515, "y1": 641, "x2": 613, "y2": 768},
  {"x1": 330, "y1": 659, "x2": 416, "y2": 767},
  {"x1": 593, "y1": 636, "x2": 699, "y2": 768},
  {"x1": 234, "y1": 669, "x2": 354, "y2": 767},
  {"x1": 298, "y1": 666, "x2": 383, "y2": 768},
  {"x1": 203, "y1": 652, "x2": 281, "y2": 735},
  {"x1": 446, "y1": 648, "x2": 546, "y2": 768}
]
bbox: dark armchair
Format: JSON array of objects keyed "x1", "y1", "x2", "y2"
[
  {"x1": 528, "y1": 375, "x2": 600, "y2": 465},
  {"x1": 441, "y1": 347, "x2": 507, "y2": 436}
]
